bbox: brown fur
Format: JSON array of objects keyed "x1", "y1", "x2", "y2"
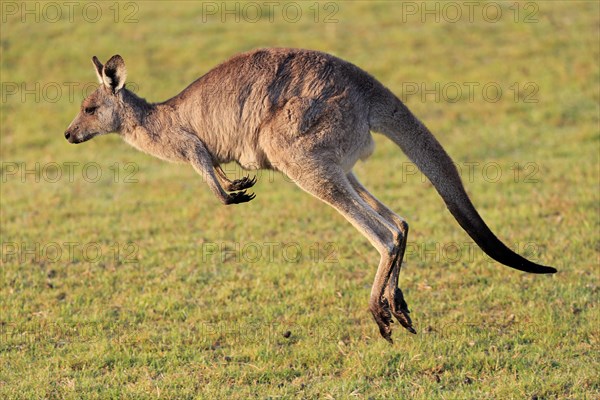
[{"x1": 65, "y1": 48, "x2": 556, "y2": 342}]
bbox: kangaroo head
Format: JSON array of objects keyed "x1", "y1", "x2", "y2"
[{"x1": 65, "y1": 55, "x2": 128, "y2": 144}]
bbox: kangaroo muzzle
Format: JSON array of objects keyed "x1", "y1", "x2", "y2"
[
  {"x1": 64, "y1": 128, "x2": 81, "y2": 144},
  {"x1": 64, "y1": 124, "x2": 96, "y2": 144}
]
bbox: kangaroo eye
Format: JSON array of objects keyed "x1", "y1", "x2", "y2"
[{"x1": 84, "y1": 106, "x2": 98, "y2": 115}]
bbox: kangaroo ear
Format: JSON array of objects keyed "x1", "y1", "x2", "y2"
[
  {"x1": 102, "y1": 54, "x2": 127, "y2": 93},
  {"x1": 91, "y1": 56, "x2": 104, "y2": 84}
]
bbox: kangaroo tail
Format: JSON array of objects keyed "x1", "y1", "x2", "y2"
[{"x1": 369, "y1": 88, "x2": 556, "y2": 274}]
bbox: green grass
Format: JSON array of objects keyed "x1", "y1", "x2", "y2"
[{"x1": 1, "y1": 1, "x2": 598, "y2": 398}]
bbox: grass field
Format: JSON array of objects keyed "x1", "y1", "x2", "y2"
[{"x1": 1, "y1": 1, "x2": 599, "y2": 398}]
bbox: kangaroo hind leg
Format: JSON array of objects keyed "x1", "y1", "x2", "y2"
[
  {"x1": 347, "y1": 172, "x2": 414, "y2": 334},
  {"x1": 283, "y1": 162, "x2": 413, "y2": 342}
]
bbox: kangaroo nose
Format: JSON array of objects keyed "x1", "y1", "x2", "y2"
[{"x1": 64, "y1": 131, "x2": 71, "y2": 140}]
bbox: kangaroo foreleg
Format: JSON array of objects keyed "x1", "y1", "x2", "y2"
[
  {"x1": 187, "y1": 141, "x2": 255, "y2": 205},
  {"x1": 214, "y1": 165, "x2": 257, "y2": 192}
]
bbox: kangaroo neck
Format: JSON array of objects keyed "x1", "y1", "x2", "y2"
[
  {"x1": 118, "y1": 89, "x2": 182, "y2": 141},
  {"x1": 116, "y1": 89, "x2": 153, "y2": 131},
  {"x1": 117, "y1": 89, "x2": 194, "y2": 162}
]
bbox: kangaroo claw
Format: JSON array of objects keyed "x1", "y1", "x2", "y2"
[
  {"x1": 228, "y1": 175, "x2": 257, "y2": 191},
  {"x1": 225, "y1": 190, "x2": 256, "y2": 204}
]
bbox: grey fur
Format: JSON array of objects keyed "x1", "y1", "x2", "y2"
[{"x1": 65, "y1": 48, "x2": 556, "y2": 342}]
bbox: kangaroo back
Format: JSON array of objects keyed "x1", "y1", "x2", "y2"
[{"x1": 369, "y1": 87, "x2": 556, "y2": 274}]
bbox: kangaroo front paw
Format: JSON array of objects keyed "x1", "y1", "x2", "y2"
[
  {"x1": 225, "y1": 190, "x2": 256, "y2": 205},
  {"x1": 227, "y1": 176, "x2": 257, "y2": 191}
]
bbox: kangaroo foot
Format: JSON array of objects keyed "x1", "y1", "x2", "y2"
[
  {"x1": 370, "y1": 297, "x2": 394, "y2": 343},
  {"x1": 388, "y1": 287, "x2": 416, "y2": 334},
  {"x1": 227, "y1": 175, "x2": 257, "y2": 191}
]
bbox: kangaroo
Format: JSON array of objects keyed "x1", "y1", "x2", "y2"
[{"x1": 65, "y1": 49, "x2": 556, "y2": 342}]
